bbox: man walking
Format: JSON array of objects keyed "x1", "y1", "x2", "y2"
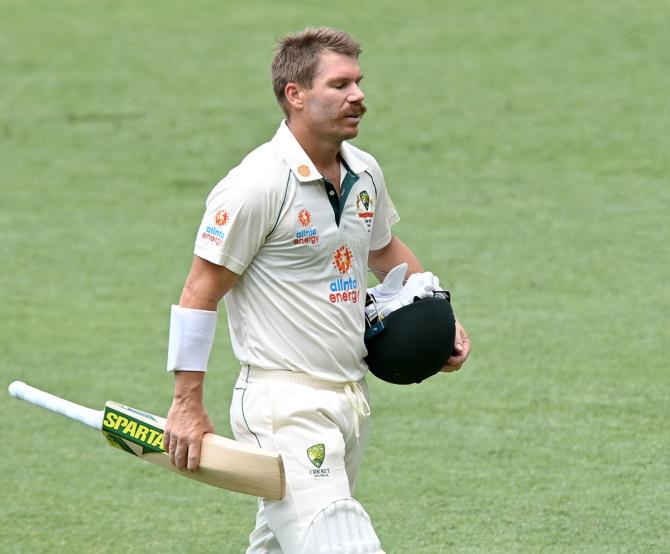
[{"x1": 163, "y1": 27, "x2": 470, "y2": 553}]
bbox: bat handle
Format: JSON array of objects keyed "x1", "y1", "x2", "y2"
[{"x1": 8, "y1": 381, "x2": 103, "y2": 430}]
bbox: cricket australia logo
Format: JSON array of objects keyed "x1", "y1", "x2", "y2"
[
  {"x1": 294, "y1": 208, "x2": 319, "y2": 245},
  {"x1": 355, "y1": 190, "x2": 374, "y2": 232},
  {"x1": 307, "y1": 443, "x2": 325, "y2": 468},
  {"x1": 307, "y1": 443, "x2": 330, "y2": 477}
]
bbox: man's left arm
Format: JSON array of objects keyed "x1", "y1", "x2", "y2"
[{"x1": 368, "y1": 235, "x2": 471, "y2": 372}]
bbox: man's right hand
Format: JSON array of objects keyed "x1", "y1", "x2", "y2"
[{"x1": 163, "y1": 371, "x2": 215, "y2": 472}]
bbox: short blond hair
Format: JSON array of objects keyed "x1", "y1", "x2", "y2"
[{"x1": 272, "y1": 27, "x2": 362, "y2": 116}]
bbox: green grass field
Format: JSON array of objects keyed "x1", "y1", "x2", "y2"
[{"x1": 1, "y1": 1, "x2": 668, "y2": 552}]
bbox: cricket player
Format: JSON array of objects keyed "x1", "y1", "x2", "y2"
[{"x1": 164, "y1": 27, "x2": 471, "y2": 553}]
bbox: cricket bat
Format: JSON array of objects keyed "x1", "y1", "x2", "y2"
[{"x1": 7, "y1": 381, "x2": 285, "y2": 500}]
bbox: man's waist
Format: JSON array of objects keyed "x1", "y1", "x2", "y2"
[{"x1": 240, "y1": 364, "x2": 364, "y2": 391}]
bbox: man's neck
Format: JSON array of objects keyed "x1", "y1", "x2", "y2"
[{"x1": 286, "y1": 119, "x2": 341, "y2": 174}]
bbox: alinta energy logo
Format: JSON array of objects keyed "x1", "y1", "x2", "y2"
[
  {"x1": 294, "y1": 208, "x2": 319, "y2": 245},
  {"x1": 355, "y1": 190, "x2": 375, "y2": 232},
  {"x1": 201, "y1": 209, "x2": 230, "y2": 247},
  {"x1": 329, "y1": 245, "x2": 360, "y2": 304}
]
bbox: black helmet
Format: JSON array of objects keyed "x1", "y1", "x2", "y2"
[{"x1": 364, "y1": 295, "x2": 456, "y2": 385}]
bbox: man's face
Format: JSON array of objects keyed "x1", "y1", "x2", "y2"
[{"x1": 295, "y1": 51, "x2": 366, "y2": 141}]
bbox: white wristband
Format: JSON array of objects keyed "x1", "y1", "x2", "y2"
[{"x1": 167, "y1": 305, "x2": 218, "y2": 372}]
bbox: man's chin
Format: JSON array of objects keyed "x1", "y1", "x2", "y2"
[{"x1": 342, "y1": 124, "x2": 360, "y2": 139}]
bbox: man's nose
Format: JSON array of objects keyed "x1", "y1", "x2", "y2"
[{"x1": 348, "y1": 83, "x2": 365, "y2": 102}]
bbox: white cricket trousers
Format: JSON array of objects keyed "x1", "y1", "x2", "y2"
[{"x1": 230, "y1": 366, "x2": 385, "y2": 554}]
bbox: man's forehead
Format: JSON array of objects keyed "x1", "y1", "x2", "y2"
[{"x1": 315, "y1": 51, "x2": 362, "y2": 79}]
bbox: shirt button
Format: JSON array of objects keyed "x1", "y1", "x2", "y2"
[{"x1": 329, "y1": 190, "x2": 335, "y2": 196}]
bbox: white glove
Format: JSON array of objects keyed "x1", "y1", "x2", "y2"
[{"x1": 365, "y1": 263, "x2": 442, "y2": 322}]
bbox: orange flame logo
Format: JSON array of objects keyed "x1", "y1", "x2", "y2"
[
  {"x1": 214, "y1": 210, "x2": 229, "y2": 226},
  {"x1": 298, "y1": 209, "x2": 312, "y2": 227},
  {"x1": 332, "y1": 245, "x2": 354, "y2": 274}
]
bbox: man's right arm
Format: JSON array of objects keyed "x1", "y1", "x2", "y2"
[{"x1": 163, "y1": 255, "x2": 239, "y2": 471}]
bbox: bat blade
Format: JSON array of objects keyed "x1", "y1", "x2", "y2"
[{"x1": 102, "y1": 401, "x2": 285, "y2": 499}]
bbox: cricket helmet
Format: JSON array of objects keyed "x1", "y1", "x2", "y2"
[{"x1": 364, "y1": 295, "x2": 456, "y2": 385}]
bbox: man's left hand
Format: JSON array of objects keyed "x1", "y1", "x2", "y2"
[{"x1": 442, "y1": 320, "x2": 470, "y2": 372}]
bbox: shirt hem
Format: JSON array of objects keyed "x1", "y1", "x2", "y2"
[{"x1": 194, "y1": 246, "x2": 247, "y2": 275}]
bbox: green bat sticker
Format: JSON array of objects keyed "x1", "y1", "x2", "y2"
[{"x1": 102, "y1": 405, "x2": 165, "y2": 454}]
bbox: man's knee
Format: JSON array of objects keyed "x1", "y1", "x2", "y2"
[{"x1": 300, "y1": 498, "x2": 384, "y2": 554}]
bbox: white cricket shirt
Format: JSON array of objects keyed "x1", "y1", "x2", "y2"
[{"x1": 194, "y1": 121, "x2": 399, "y2": 382}]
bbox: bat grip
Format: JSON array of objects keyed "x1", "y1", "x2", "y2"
[{"x1": 8, "y1": 381, "x2": 103, "y2": 430}]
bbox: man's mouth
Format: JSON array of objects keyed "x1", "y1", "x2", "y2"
[{"x1": 344, "y1": 105, "x2": 367, "y2": 122}]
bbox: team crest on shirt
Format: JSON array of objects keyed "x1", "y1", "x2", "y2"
[
  {"x1": 307, "y1": 443, "x2": 330, "y2": 477},
  {"x1": 329, "y1": 245, "x2": 360, "y2": 304},
  {"x1": 201, "y1": 209, "x2": 231, "y2": 246},
  {"x1": 355, "y1": 190, "x2": 375, "y2": 232},
  {"x1": 307, "y1": 443, "x2": 325, "y2": 468},
  {"x1": 294, "y1": 208, "x2": 320, "y2": 245}
]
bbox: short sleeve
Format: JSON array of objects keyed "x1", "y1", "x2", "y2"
[{"x1": 193, "y1": 169, "x2": 280, "y2": 274}]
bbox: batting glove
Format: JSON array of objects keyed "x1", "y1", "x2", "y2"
[{"x1": 365, "y1": 264, "x2": 444, "y2": 324}]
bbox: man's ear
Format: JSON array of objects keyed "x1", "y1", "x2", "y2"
[{"x1": 284, "y1": 82, "x2": 304, "y2": 111}]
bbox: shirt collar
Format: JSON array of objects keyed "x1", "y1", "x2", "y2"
[
  {"x1": 339, "y1": 140, "x2": 369, "y2": 174},
  {"x1": 273, "y1": 120, "x2": 370, "y2": 183}
]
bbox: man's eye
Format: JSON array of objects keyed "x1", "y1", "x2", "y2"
[{"x1": 333, "y1": 83, "x2": 345, "y2": 90}]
